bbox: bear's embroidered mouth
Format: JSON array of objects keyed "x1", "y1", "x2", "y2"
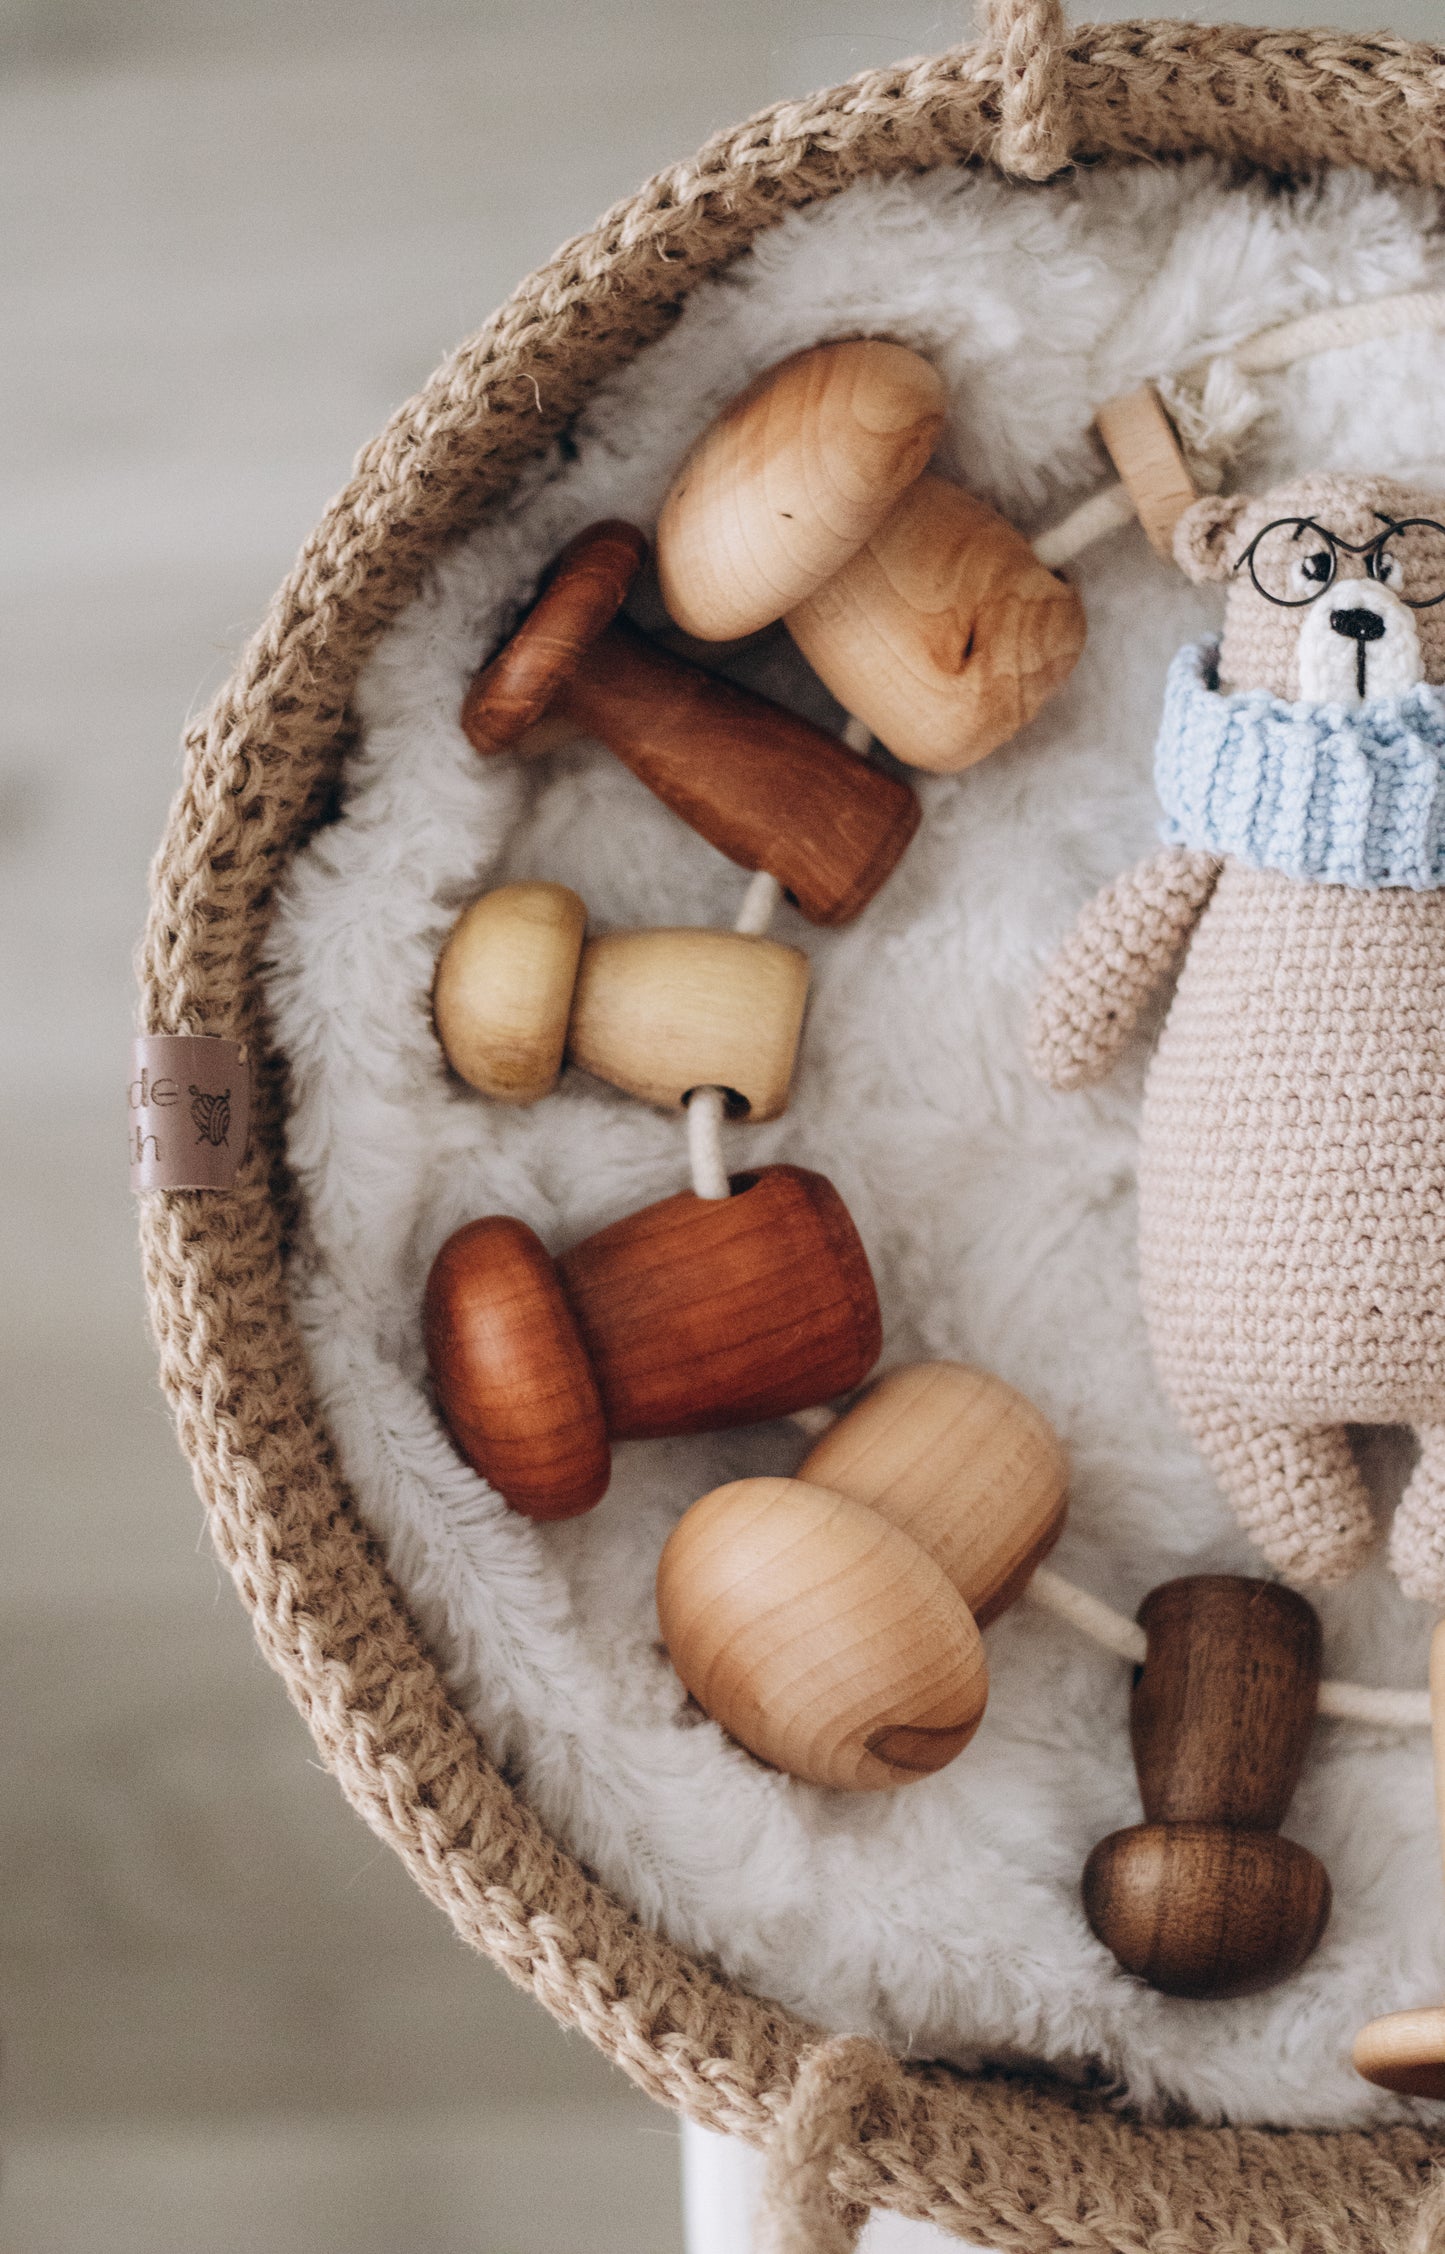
[{"x1": 1157, "y1": 637, "x2": 1445, "y2": 888}]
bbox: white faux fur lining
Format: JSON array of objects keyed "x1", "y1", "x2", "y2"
[{"x1": 264, "y1": 157, "x2": 1445, "y2": 2129}]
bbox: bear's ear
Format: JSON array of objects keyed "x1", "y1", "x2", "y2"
[{"x1": 1172, "y1": 492, "x2": 1253, "y2": 584}]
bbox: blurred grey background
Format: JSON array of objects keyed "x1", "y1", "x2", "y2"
[{"x1": 3, "y1": 3, "x2": 1441, "y2": 2249}]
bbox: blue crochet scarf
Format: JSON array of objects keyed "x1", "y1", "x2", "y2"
[{"x1": 1155, "y1": 637, "x2": 1445, "y2": 889}]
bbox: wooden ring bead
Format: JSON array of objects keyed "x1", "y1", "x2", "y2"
[
  {"x1": 436, "y1": 886, "x2": 812, "y2": 1121},
  {"x1": 424, "y1": 1164, "x2": 882, "y2": 1518},
  {"x1": 459, "y1": 523, "x2": 919, "y2": 928},
  {"x1": 798, "y1": 1360, "x2": 1067, "y2": 1625},
  {"x1": 1082, "y1": 1576, "x2": 1331, "y2": 1998},
  {"x1": 1093, "y1": 384, "x2": 1199, "y2": 564},
  {"x1": 656, "y1": 1475, "x2": 989, "y2": 1790},
  {"x1": 655, "y1": 340, "x2": 948, "y2": 642}
]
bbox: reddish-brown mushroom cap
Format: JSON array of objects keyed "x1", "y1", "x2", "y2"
[
  {"x1": 424, "y1": 1214, "x2": 612, "y2": 1519},
  {"x1": 461, "y1": 519, "x2": 648, "y2": 755}
]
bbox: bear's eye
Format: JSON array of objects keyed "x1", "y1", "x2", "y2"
[
  {"x1": 1245, "y1": 519, "x2": 1341, "y2": 604},
  {"x1": 1373, "y1": 548, "x2": 1400, "y2": 586}
]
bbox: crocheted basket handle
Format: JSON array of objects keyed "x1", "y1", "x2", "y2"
[
  {"x1": 754, "y1": 2036, "x2": 896, "y2": 2254},
  {"x1": 978, "y1": 0, "x2": 1073, "y2": 179}
]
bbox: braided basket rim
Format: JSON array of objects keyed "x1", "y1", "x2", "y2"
[{"x1": 139, "y1": 22, "x2": 1445, "y2": 2247}]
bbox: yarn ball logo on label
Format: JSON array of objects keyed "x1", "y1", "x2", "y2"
[
  {"x1": 189, "y1": 1085, "x2": 232, "y2": 1147},
  {"x1": 128, "y1": 1036, "x2": 250, "y2": 1190}
]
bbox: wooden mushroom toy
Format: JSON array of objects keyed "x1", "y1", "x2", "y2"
[
  {"x1": 656, "y1": 1360, "x2": 1066, "y2": 1789},
  {"x1": 433, "y1": 881, "x2": 810, "y2": 1121},
  {"x1": 1082, "y1": 1577, "x2": 1331, "y2": 1999},
  {"x1": 655, "y1": 340, "x2": 1087, "y2": 773},
  {"x1": 424, "y1": 1164, "x2": 881, "y2": 1520},
  {"x1": 460, "y1": 521, "x2": 919, "y2": 927},
  {"x1": 1354, "y1": 1618, "x2": 1445, "y2": 2098},
  {"x1": 656, "y1": 1476, "x2": 989, "y2": 1791}
]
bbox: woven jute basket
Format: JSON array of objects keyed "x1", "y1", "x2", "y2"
[{"x1": 139, "y1": 3, "x2": 1445, "y2": 2244}]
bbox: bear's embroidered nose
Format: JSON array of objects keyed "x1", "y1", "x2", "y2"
[
  {"x1": 1329, "y1": 606, "x2": 1389, "y2": 698},
  {"x1": 1330, "y1": 607, "x2": 1388, "y2": 645}
]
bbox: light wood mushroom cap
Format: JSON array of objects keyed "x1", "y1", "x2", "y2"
[
  {"x1": 1353, "y1": 2007, "x2": 1445, "y2": 2099},
  {"x1": 786, "y1": 474, "x2": 1087, "y2": 772},
  {"x1": 657, "y1": 1474, "x2": 988, "y2": 1791},
  {"x1": 656, "y1": 340, "x2": 947, "y2": 642},
  {"x1": 460, "y1": 520, "x2": 647, "y2": 754}
]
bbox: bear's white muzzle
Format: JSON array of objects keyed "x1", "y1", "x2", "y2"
[{"x1": 1297, "y1": 578, "x2": 1422, "y2": 704}]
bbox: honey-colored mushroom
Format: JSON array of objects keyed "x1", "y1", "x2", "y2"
[
  {"x1": 656, "y1": 1358, "x2": 1067, "y2": 1789},
  {"x1": 568, "y1": 926, "x2": 809, "y2": 1121},
  {"x1": 656, "y1": 340, "x2": 947, "y2": 641},
  {"x1": 434, "y1": 882, "x2": 810, "y2": 1122},
  {"x1": 656, "y1": 1476, "x2": 988, "y2": 1790},
  {"x1": 798, "y1": 1361, "x2": 1066, "y2": 1625},
  {"x1": 460, "y1": 522, "x2": 918, "y2": 927},
  {"x1": 433, "y1": 882, "x2": 587, "y2": 1104},
  {"x1": 655, "y1": 344, "x2": 1087, "y2": 772}
]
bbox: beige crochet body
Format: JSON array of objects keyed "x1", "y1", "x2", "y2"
[
  {"x1": 1144, "y1": 864, "x2": 1445, "y2": 1424},
  {"x1": 1148, "y1": 862, "x2": 1445, "y2": 1594},
  {"x1": 1032, "y1": 474, "x2": 1445, "y2": 1603}
]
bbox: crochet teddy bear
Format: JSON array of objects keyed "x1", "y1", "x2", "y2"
[{"x1": 1030, "y1": 472, "x2": 1445, "y2": 1602}]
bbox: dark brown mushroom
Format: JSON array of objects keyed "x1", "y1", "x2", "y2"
[{"x1": 460, "y1": 521, "x2": 919, "y2": 927}]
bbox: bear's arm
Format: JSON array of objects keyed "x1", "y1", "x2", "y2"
[{"x1": 1027, "y1": 846, "x2": 1222, "y2": 1091}]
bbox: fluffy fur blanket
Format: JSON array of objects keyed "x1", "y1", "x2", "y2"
[{"x1": 265, "y1": 157, "x2": 1445, "y2": 2128}]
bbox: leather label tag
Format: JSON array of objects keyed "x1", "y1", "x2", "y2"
[{"x1": 128, "y1": 1036, "x2": 251, "y2": 1191}]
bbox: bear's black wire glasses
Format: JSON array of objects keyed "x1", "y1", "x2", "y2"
[{"x1": 1233, "y1": 512, "x2": 1445, "y2": 609}]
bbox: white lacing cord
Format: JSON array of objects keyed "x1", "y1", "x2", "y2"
[
  {"x1": 1029, "y1": 1565, "x2": 1430, "y2": 1726},
  {"x1": 1227, "y1": 288, "x2": 1445, "y2": 377},
  {"x1": 684, "y1": 1085, "x2": 730, "y2": 1200},
  {"x1": 683, "y1": 713, "x2": 873, "y2": 1200},
  {"x1": 1034, "y1": 285, "x2": 1445, "y2": 568},
  {"x1": 786, "y1": 1408, "x2": 1430, "y2": 1725}
]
